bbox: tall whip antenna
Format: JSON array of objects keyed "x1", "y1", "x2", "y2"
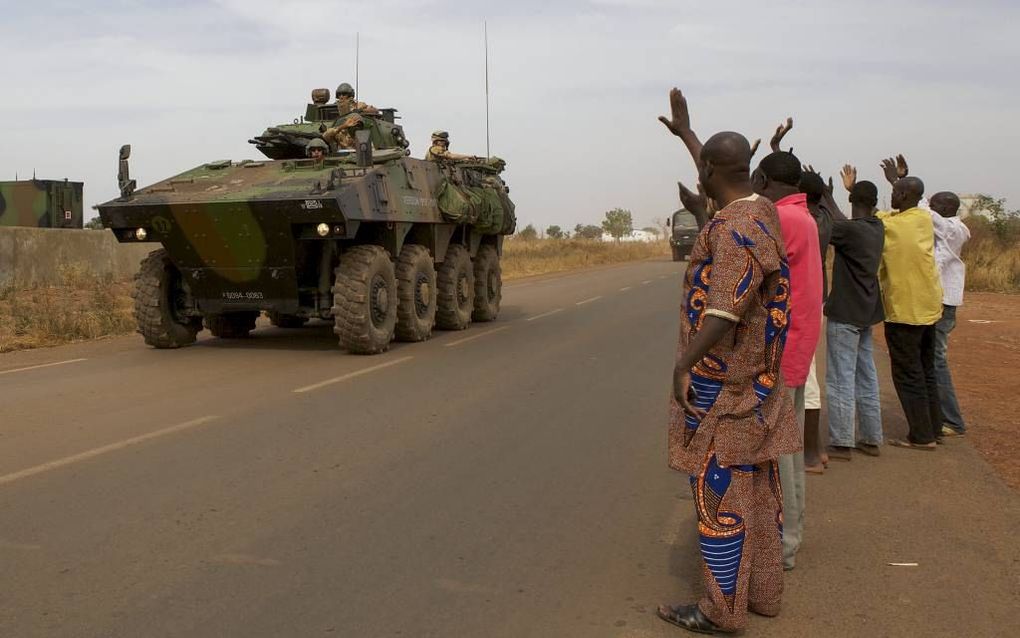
[
  {"x1": 484, "y1": 21, "x2": 491, "y2": 157},
  {"x1": 355, "y1": 32, "x2": 360, "y2": 98}
]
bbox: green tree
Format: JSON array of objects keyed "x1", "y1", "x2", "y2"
[
  {"x1": 518, "y1": 224, "x2": 539, "y2": 241},
  {"x1": 546, "y1": 225, "x2": 564, "y2": 239},
  {"x1": 973, "y1": 195, "x2": 1020, "y2": 244},
  {"x1": 573, "y1": 224, "x2": 603, "y2": 240},
  {"x1": 84, "y1": 216, "x2": 105, "y2": 230},
  {"x1": 601, "y1": 208, "x2": 633, "y2": 241}
]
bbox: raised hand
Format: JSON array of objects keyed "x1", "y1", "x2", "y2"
[
  {"x1": 840, "y1": 164, "x2": 857, "y2": 192},
  {"x1": 895, "y1": 154, "x2": 909, "y2": 178},
  {"x1": 678, "y1": 180, "x2": 711, "y2": 229},
  {"x1": 770, "y1": 117, "x2": 793, "y2": 152},
  {"x1": 658, "y1": 87, "x2": 691, "y2": 138},
  {"x1": 880, "y1": 157, "x2": 899, "y2": 185},
  {"x1": 749, "y1": 138, "x2": 762, "y2": 160}
]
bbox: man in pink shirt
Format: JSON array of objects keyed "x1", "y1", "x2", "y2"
[{"x1": 753, "y1": 151, "x2": 823, "y2": 570}]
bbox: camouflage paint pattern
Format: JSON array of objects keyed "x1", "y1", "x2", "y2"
[{"x1": 0, "y1": 180, "x2": 83, "y2": 228}]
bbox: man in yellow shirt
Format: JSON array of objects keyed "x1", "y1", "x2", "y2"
[{"x1": 876, "y1": 175, "x2": 944, "y2": 450}]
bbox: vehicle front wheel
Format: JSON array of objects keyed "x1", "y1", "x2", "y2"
[
  {"x1": 132, "y1": 249, "x2": 203, "y2": 349},
  {"x1": 332, "y1": 245, "x2": 397, "y2": 354},
  {"x1": 471, "y1": 244, "x2": 501, "y2": 322}
]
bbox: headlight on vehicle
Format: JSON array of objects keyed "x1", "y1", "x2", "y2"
[
  {"x1": 316, "y1": 223, "x2": 330, "y2": 237},
  {"x1": 135, "y1": 227, "x2": 147, "y2": 241}
]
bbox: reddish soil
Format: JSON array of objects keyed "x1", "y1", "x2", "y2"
[{"x1": 921, "y1": 292, "x2": 1020, "y2": 489}]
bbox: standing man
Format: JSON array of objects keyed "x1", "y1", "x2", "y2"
[
  {"x1": 657, "y1": 88, "x2": 799, "y2": 634},
  {"x1": 928, "y1": 191, "x2": 970, "y2": 436},
  {"x1": 876, "y1": 172, "x2": 944, "y2": 450},
  {"x1": 753, "y1": 151, "x2": 823, "y2": 571},
  {"x1": 824, "y1": 167, "x2": 886, "y2": 458}
]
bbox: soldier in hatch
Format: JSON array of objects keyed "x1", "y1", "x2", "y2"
[
  {"x1": 306, "y1": 137, "x2": 328, "y2": 162},
  {"x1": 335, "y1": 83, "x2": 379, "y2": 116},
  {"x1": 322, "y1": 113, "x2": 364, "y2": 151},
  {"x1": 425, "y1": 130, "x2": 479, "y2": 161}
]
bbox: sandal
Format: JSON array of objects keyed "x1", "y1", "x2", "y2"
[
  {"x1": 855, "y1": 442, "x2": 881, "y2": 457},
  {"x1": 889, "y1": 439, "x2": 936, "y2": 452},
  {"x1": 657, "y1": 604, "x2": 731, "y2": 635}
]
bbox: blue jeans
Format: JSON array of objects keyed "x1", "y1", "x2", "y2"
[
  {"x1": 934, "y1": 305, "x2": 966, "y2": 433},
  {"x1": 825, "y1": 320, "x2": 883, "y2": 447}
]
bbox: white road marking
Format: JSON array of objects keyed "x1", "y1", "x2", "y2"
[
  {"x1": 0, "y1": 358, "x2": 87, "y2": 377},
  {"x1": 641, "y1": 280, "x2": 653, "y2": 285},
  {"x1": 619, "y1": 286, "x2": 632, "y2": 292},
  {"x1": 293, "y1": 356, "x2": 413, "y2": 393},
  {"x1": 0, "y1": 415, "x2": 219, "y2": 487},
  {"x1": 444, "y1": 326, "x2": 510, "y2": 347},
  {"x1": 575, "y1": 296, "x2": 603, "y2": 306},
  {"x1": 526, "y1": 308, "x2": 564, "y2": 322}
]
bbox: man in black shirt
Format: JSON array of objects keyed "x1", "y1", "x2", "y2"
[{"x1": 824, "y1": 168, "x2": 886, "y2": 459}]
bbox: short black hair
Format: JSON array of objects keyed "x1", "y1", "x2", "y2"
[
  {"x1": 850, "y1": 180, "x2": 878, "y2": 206},
  {"x1": 759, "y1": 151, "x2": 802, "y2": 187},
  {"x1": 799, "y1": 172, "x2": 825, "y2": 204}
]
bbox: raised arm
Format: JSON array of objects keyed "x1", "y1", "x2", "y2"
[
  {"x1": 805, "y1": 164, "x2": 847, "y2": 220},
  {"x1": 678, "y1": 180, "x2": 711, "y2": 230},
  {"x1": 659, "y1": 87, "x2": 703, "y2": 169},
  {"x1": 769, "y1": 117, "x2": 794, "y2": 152},
  {"x1": 880, "y1": 154, "x2": 909, "y2": 185}
]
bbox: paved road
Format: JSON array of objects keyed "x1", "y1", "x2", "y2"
[{"x1": 1, "y1": 259, "x2": 1017, "y2": 637}]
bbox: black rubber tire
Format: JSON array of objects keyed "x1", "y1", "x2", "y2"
[
  {"x1": 332, "y1": 245, "x2": 397, "y2": 354},
  {"x1": 671, "y1": 245, "x2": 683, "y2": 262},
  {"x1": 205, "y1": 312, "x2": 258, "y2": 338},
  {"x1": 132, "y1": 249, "x2": 202, "y2": 349},
  {"x1": 267, "y1": 311, "x2": 308, "y2": 328},
  {"x1": 395, "y1": 244, "x2": 437, "y2": 342},
  {"x1": 471, "y1": 244, "x2": 501, "y2": 322},
  {"x1": 435, "y1": 244, "x2": 474, "y2": 330}
]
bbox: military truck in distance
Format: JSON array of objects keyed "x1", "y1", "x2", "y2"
[
  {"x1": 670, "y1": 209, "x2": 698, "y2": 261},
  {"x1": 96, "y1": 89, "x2": 516, "y2": 354},
  {"x1": 0, "y1": 179, "x2": 83, "y2": 228}
]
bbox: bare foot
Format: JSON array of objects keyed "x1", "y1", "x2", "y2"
[{"x1": 805, "y1": 463, "x2": 825, "y2": 475}]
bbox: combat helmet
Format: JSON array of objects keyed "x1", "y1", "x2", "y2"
[
  {"x1": 306, "y1": 138, "x2": 329, "y2": 156},
  {"x1": 431, "y1": 130, "x2": 450, "y2": 143},
  {"x1": 336, "y1": 83, "x2": 355, "y2": 99}
]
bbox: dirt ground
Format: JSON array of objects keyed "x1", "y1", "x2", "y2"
[{"x1": 881, "y1": 292, "x2": 1020, "y2": 489}]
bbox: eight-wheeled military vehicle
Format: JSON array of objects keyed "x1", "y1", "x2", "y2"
[
  {"x1": 670, "y1": 209, "x2": 698, "y2": 261},
  {"x1": 96, "y1": 89, "x2": 516, "y2": 354}
]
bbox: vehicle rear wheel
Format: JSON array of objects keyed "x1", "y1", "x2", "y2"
[
  {"x1": 267, "y1": 311, "x2": 308, "y2": 328},
  {"x1": 471, "y1": 244, "x2": 501, "y2": 322},
  {"x1": 435, "y1": 244, "x2": 474, "y2": 330},
  {"x1": 132, "y1": 249, "x2": 203, "y2": 349},
  {"x1": 206, "y1": 312, "x2": 258, "y2": 338},
  {"x1": 332, "y1": 245, "x2": 397, "y2": 354},
  {"x1": 671, "y1": 245, "x2": 683, "y2": 262},
  {"x1": 395, "y1": 244, "x2": 436, "y2": 342}
]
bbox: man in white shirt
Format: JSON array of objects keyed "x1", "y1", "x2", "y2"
[{"x1": 929, "y1": 191, "x2": 970, "y2": 436}]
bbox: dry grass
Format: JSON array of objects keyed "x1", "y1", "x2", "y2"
[
  {"x1": 502, "y1": 237, "x2": 669, "y2": 280},
  {"x1": 963, "y1": 217, "x2": 1020, "y2": 293},
  {"x1": 0, "y1": 264, "x2": 135, "y2": 353}
]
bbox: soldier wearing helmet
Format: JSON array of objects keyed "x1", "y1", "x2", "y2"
[
  {"x1": 425, "y1": 130, "x2": 478, "y2": 161},
  {"x1": 335, "y1": 83, "x2": 379, "y2": 116},
  {"x1": 306, "y1": 137, "x2": 329, "y2": 161},
  {"x1": 322, "y1": 113, "x2": 364, "y2": 151}
]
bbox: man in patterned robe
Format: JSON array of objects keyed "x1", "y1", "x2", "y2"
[{"x1": 658, "y1": 88, "x2": 800, "y2": 634}]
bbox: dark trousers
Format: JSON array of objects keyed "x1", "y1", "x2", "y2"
[{"x1": 884, "y1": 322, "x2": 943, "y2": 444}]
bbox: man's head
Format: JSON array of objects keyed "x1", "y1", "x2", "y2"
[
  {"x1": 929, "y1": 191, "x2": 961, "y2": 218},
  {"x1": 431, "y1": 130, "x2": 450, "y2": 149},
  {"x1": 799, "y1": 172, "x2": 826, "y2": 205},
  {"x1": 890, "y1": 176, "x2": 925, "y2": 211},
  {"x1": 849, "y1": 180, "x2": 879, "y2": 217},
  {"x1": 306, "y1": 137, "x2": 328, "y2": 160},
  {"x1": 753, "y1": 151, "x2": 802, "y2": 201},
  {"x1": 336, "y1": 83, "x2": 355, "y2": 100},
  {"x1": 697, "y1": 131, "x2": 752, "y2": 202}
]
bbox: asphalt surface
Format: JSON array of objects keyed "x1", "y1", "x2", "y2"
[{"x1": 1, "y1": 259, "x2": 1017, "y2": 637}]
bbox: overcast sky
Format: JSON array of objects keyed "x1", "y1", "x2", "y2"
[{"x1": 2, "y1": 0, "x2": 1018, "y2": 230}]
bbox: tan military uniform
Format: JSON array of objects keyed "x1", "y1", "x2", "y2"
[
  {"x1": 323, "y1": 114, "x2": 364, "y2": 150},
  {"x1": 425, "y1": 144, "x2": 475, "y2": 161},
  {"x1": 336, "y1": 96, "x2": 380, "y2": 116}
]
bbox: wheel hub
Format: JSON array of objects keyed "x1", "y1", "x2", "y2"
[
  {"x1": 414, "y1": 272, "x2": 431, "y2": 318},
  {"x1": 457, "y1": 273, "x2": 470, "y2": 306},
  {"x1": 370, "y1": 276, "x2": 389, "y2": 327}
]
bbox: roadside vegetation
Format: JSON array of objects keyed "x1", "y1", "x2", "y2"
[
  {"x1": 0, "y1": 264, "x2": 134, "y2": 353},
  {"x1": 503, "y1": 235, "x2": 668, "y2": 279},
  {"x1": 963, "y1": 197, "x2": 1020, "y2": 293}
]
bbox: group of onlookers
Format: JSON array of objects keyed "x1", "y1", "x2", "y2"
[{"x1": 656, "y1": 87, "x2": 970, "y2": 635}]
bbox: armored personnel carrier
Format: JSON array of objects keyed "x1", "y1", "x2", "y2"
[{"x1": 96, "y1": 89, "x2": 516, "y2": 354}]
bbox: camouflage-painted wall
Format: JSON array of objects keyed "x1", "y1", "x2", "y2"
[
  {"x1": 0, "y1": 227, "x2": 152, "y2": 287},
  {"x1": 0, "y1": 180, "x2": 84, "y2": 228}
]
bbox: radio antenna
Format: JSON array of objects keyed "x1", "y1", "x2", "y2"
[
  {"x1": 484, "y1": 21, "x2": 491, "y2": 157},
  {"x1": 355, "y1": 32, "x2": 360, "y2": 98}
]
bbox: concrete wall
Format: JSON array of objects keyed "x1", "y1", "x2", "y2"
[{"x1": 0, "y1": 227, "x2": 153, "y2": 287}]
